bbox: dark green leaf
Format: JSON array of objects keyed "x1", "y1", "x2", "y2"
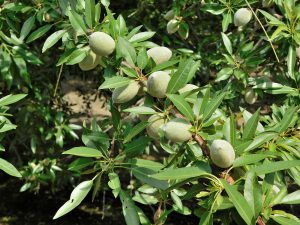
[
  {"x1": 63, "y1": 147, "x2": 103, "y2": 157},
  {"x1": 221, "y1": 179, "x2": 254, "y2": 225},
  {"x1": 167, "y1": 58, "x2": 194, "y2": 94},
  {"x1": 167, "y1": 94, "x2": 194, "y2": 121},
  {"x1": 124, "y1": 121, "x2": 149, "y2": 143}
]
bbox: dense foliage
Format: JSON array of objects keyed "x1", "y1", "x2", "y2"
[{"x1": 1, "y1": 0, "x2": 300, "y2": 224}]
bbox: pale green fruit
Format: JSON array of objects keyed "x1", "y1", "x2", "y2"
[
  {"x1": 178, "y1": 84, "x2": 199, "y2": 94},
  {"x1": 89, "y1": 32, "x2": 115, "y2": 56},
  {"x1": 296, "y1": 47, "x2": 300, "y2": 59},
  {"x1": 164, "y1": 10, "x2": 175, "y2": 20},
  {"x1": 210, "y1": 140, "x2": 235, "y2": 168},
  {"x1": 234, "y1": 8, "x2": 252, "y2": 27},
  {"x1": 147, "y1": 71, "x2": 170, "y2": 98},
  {"x1": 164, "y1": 118, "x2": 192, "y2": 142},
  {"x1": 147, "y1": 47, "x2": 172, "y2": 65},
  {"x1": 112, "y1": 81, "x2": 140, "y2": 104},
  {"x1": 146, "y1": 114, "x2": 165, "y2": 140},
  {"x1": 79, "y1": 50, "x2": 101, "y2": 71},
  {"x1": 244, "y1": 87, "x2": 257, "y2": 104},
  {"x1": 43, "y1": 13, "x2": 52, "y2": 22},
  {"x1": 167, "y1": 19, "x2": 180, "y2": 34}
]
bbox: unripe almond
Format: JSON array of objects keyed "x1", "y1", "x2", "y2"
[
  {"x1": 164, "y1": 118, "x2": 192, "y2": 142},
  {"x1": 147, "y1": 47, "x2": 172, "y2": 65},
  {"x1": 89, "y1": 32, "x2": 115, "y2": 56},
  {"x1": 210, "y1": 139, "x2": 235, "y2": 168},
  {"x1": 296, "y1": 47, "x2": 300, "y2": 59},
  {"x1": 146, "y1": 114, "x2": 165, "y2": 140},
  {"x1": 234, "y1": 8, "x2": 252, "y2": 27},
  {"x1": 164, "y1": 10, "x2": 175, "y2": 20},
  {"x1": 79, "y1": 50, "x2": 101, "y2": 71},
  {"x1": 43, "y1": 13, "x2": 52, "y2": 22},
  {"x1": 244, "y1": 87, "x2": 257, "y2": 104},
  {"x1": 167, "y1": 19, "x2": 180, "y2": 34},
  {"x1": 112, "y1": 81, "x2": 140, "y2": 104},
  {"x1": 147, "y1": 71, "x2": 170, "y2": 98}
]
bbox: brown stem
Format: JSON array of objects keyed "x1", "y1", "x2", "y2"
[
  {"x1": 257, "y1": 216, "x2": 266, "y2": 225},
  {"x1": 109, "y1": 136, "x2": 118, "y2": 158},
  {"x1": 153, "y1": 201, "x2": 162, "y2": 225},
  {"x1": 193, "y1": 134, "x2": 210, "y2": 157}
]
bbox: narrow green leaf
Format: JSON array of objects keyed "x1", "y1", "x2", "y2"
[
  {"x1": 129, "y1": 31, "x2": 155, "y2": 43},
  {"x1": 117, "y1": 37, "x2": 136, "y2": 66},
  {"x1": 250, "y1": 160, "x2": 300, "y2": 175},
  {"x1": 53, "y1": 180, "x2": 93, "y2": 219},
  {"x1": 123, "y1": 106, "x2": 156, "y2": 114},
  {"x1": 26, "y1": 24, "x2": 52, "y2": 43},
  {"x1": 66, "y1": 48, "x2": 88, "y2": 65},
  {"x1": 42, "y1": 30, "x2": 66, "y2": 53},
  {"x1": 244, "y1": 172, "x2": 262, "y2": 218},
  {"x1": 95, "y1": 3, "x2": 101, "y2": 23},
  {"x1": 20, "y1": 16, "x2": 35, "y2": 40},
  {"x1": 167, "y1": 94, "x2": 194, "y2": 121},
  {"x1": 137, "y1": 48, "x2": 148, "y2": 70},
  {"x1": 85, "y1": 0, "x2": 95, "y2": 28},
  {"x1": 63, "y1": 146, "x2": 103, "y2": 157},
  {"x1": 280, "y1": 190, "x2": 300, "y2": 205},
  {"x1": 272, "y1": 216, "x2": 300, "y2": 225},
  {"x1": 132, "y1": 167, "x2": 169, "y2": 190},
  {"x1": 203, "y1": 92, "x2": 226, "y2": 121},
  {"x1": 243, "y1": 109, "x2": 260, "y2": 140},
  {"x1": 99, "y1": 76, "x2": 131, "y2": 89},
  {"x1": 244, "y1": 132, "x2": 277, "y2": 152},
  {"x1": 221, "y1": 32, "x2": 232, "y2": 55},
  {"x1": 120, "y1": 190, "x2": 140, "y2": 225},
  {"x1": 167, "y1": 58, "x2": 194, "y2": 94},
  {"x1": 150, "y1": 163, "x2": 211, "y2": 180},
  {"x1": 124, "y1": 121, "x2": 149, "y2": 143},
  {"x1": 233, "y1": 153, "x2": 276, "y2": 168},
  {"x1": 108, "y1": 172, "x2": 121, "y2": 198},
  {"x1": 130, "y1": 159, "x2": 164, "y2": 171},
  {"x1": 273, "y1": 106, "x2": 297, "y2": 133},
  {"x1": 0, "y1": 94, "x2": 26, "y2": 106},
  {"x1": 221, "y1": 179, "x2": 254, "y2": 225},
  {"x1": 171, "y1": 191, "x2": 183, "y2": 210},
  {"x1": 0, "y1": 158, "x2": 22, "y2": 177},
  {"x1": 287, "y1": 45, "x2": 296, "y2": 80},
  {"x1": 199, "y1": 211, "x2": 212, "y2": 225},
  {"x1": 68, "y1": 10, "x2": 87, "y2": 33},
  {"x1": 151, "y1": 60, "x2": 179, "y2": 73},
  {"x1": 259, "y1": 10, "x2": 286, "y2": 26}
]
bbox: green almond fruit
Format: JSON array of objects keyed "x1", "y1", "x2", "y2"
[
  {"x1": 234, "y1": 8, "x2": 252, "y2": 27},
  {"x1": 89, "y1": 32, "x2": 115, "y2": 56},
  {"x1": 164, "y1": 118, "x2": 192, "y2": 142},
  {"x1": 147, "y1": 47, "x2": 172, "y2": 65},
  {"x1": 79, "y1": 50, "x2": 101, "y2": 71},
  {"x1": 112, "y1": 81, "x2": 140, "y2": 104},
  {"x1": 210, "y1": 139, "x2": 235, "y2": 168},
  {"x1": 244, "y1": 87, "x2": 257, "y2": 104},
  {"x1": 147, "y1": 71, "x2": 170, "y2": 98},
  {"x1": 164, "y1": 10, "x2": 175, "y2": 20},
  {"x1": 146, "y1": 114, "x2": 165, "y2": 140},
  {"x1": 167, "y1": 19, "x2": 180, "y2": 34}
]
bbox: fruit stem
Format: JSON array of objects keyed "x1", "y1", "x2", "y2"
[
  {"x1": 244, "y1": 0, "x2": 280, "y2": 63},
  {"x1": 193, "y1": 134, "x2": 210, "y2": 157},
  {"x1": 53, "y1": 64, "x2": 64, "y2": 97}
]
